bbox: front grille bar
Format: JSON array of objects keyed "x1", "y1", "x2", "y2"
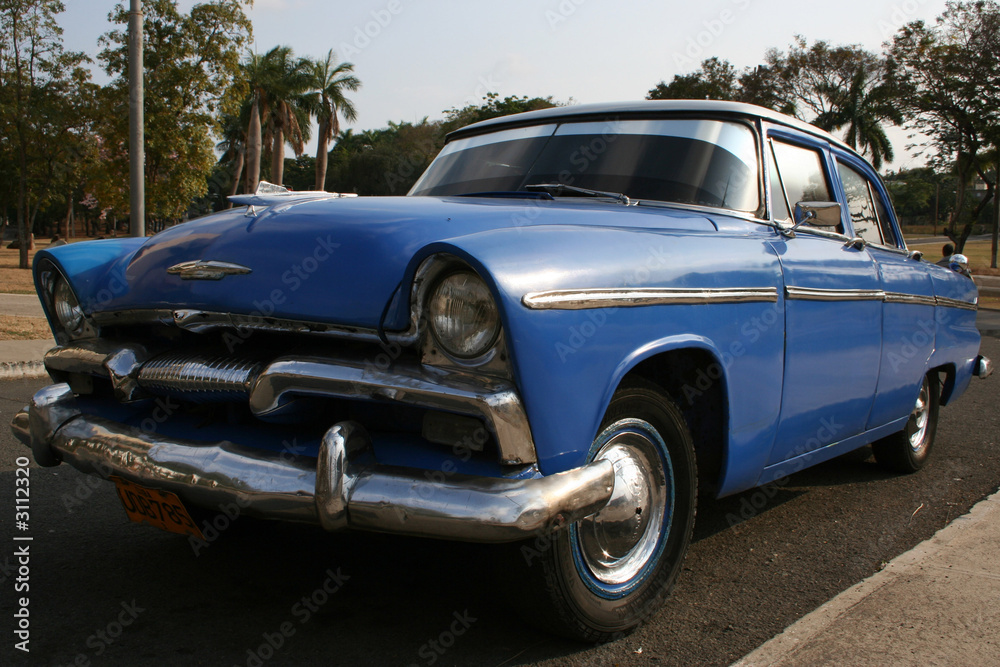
[{"x1": 137, "y1": 353, "x2": 263, "y2": 402}]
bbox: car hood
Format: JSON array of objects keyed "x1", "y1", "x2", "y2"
[{"x1": 59, "y1": 196, "x2": 720, "y2": 329}]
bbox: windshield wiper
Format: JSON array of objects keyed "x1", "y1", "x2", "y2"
[{"x1": 524, "y1": 183, "x2": 631, "y2": 206}]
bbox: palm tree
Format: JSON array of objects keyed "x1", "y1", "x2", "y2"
[
  {"x1": 306, "y1": 50, "x2": 360, "y2": 191},
  {"x1": 216, "y1": 108, "x2": 249, "y2": 206},
  {"x1": 814, "y1": 65, "x2": 904, "y2": 170},
  {"x1": 242, "y1": 50, "x2": 270, "y2": 194},
  {"x1": 241, "y1": 46, "x2": 313, "y2": 190},
  {"x1": 264, "y1": 47, "x2": 312, "y2": 186}
]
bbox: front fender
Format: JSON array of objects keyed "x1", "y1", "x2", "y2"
[{"x1": 425, "y1": 224, "x2": 786, "y2": 483}]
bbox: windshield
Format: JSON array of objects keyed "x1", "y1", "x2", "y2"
[{"x1": 409, "y1": 118, "x2": 760, "y2": 213}]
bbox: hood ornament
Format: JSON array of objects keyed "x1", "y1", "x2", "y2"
[{"x1": 167, "y1": 260, "x2": 252, "y2": 281}]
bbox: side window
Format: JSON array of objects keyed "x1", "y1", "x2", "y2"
[
  {"x1": 837, "y1": 163, "x2": 882, "y2": 245},
  {"x1": 771, "y1": 140, "x2": 839, "y2": 232},
  {"x1": 837, "y1": 162, "x2": 898, "y2": 247}
]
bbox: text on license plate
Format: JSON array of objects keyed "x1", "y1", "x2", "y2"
[{"x1": 112, "y1": 477, "x2": 204, "y2": 539}]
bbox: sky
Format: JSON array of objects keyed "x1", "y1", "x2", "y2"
[{"x1": 59, "y1": 0, "x2": 951, "y2": 170}]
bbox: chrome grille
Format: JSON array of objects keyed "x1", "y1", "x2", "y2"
[{"x1": 137, "y1": 353, "x2": 263, "y2": 402}]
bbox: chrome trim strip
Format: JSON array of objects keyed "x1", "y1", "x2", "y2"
[
  {"x1": 883, "y1": 292, "x2": 938, "y2": 307},
  {"x1": 166, "y1": 260, "x2": 253, "y2": 281},
  {"x1": 250, "y1": 356, "x2": 537, "y2": 466},
  {"x1": 12, "y1": 390, "x2": 612, "y2": 543},
  {"x1": 935, "y1": 296, "x2": 978, "y2": 311},
  {"x1": 522, "y1": 287, "x2": 779, "y2": 310},
  {"x1": 785, "y1": 286, "x2": 886, "y2": 302}
]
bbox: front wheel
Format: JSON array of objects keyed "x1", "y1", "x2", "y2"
[
  {"x1": 872, "y1": 373, "x2": 939, "y2": 473},
  {"x1": 507, "y1": 380, "x2": 697, "y2": 642}
]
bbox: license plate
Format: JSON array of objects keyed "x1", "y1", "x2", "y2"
[{"x1": 112, "y1": 477, "x2": 204, "y2": 539}]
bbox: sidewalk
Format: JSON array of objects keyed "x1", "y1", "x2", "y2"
[
  {"x1": 734, "y1": 490, "x2": 1000, "y2": 666},
  {"x1": 0, "y1": 338, "x2": 50, "y2": 379}
]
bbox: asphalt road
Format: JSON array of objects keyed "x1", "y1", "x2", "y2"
[{"x1": 0, "y1": 336, "x2": 997, "y2": 667}]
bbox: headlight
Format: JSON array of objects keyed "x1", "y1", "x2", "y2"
[
  {"x1": 53, "y1": 278, "x2": 85, "y2": 334},
  {"x1": 428, "y1": 271, "x2": 500, "y2": 359}
]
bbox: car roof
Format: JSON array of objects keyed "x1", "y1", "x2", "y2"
[{"x1": 446, "y1": 99, "x2": 853, "y2": 153}]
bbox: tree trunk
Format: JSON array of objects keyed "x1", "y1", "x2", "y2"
[
  {"x1": 271, "y1": 125, "x2": 285, "y2": 186},
  {"x1": 993, "y1": 157, "x2": 999, "y2": 269},
  {"x1": 227, "y1": 149, "x2": 244, "y2": 208},
  {"x1": 949, "y1": 152, "x2": 972, "y2": 253},
  {"x1": 315, "y1": 118, "x2": 329, "y2": 191},
  {"x1": 246, "y1": 98, "x2": 262, "y2": 194},
  {"x1": 63, "y1": 197, "x2": 72, "y2": 239}
]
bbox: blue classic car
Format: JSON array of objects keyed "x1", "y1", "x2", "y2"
[{"x1": 12, "y1": 100, "x2": 992, "y2": 640}]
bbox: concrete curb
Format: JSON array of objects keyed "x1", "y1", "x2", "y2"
[
  {"x1": 732, "y1": 490, "x2": 1000, "y2": 666},
  {"x1": 0, "y1": 360, "x2": 47, "y2": 380}
]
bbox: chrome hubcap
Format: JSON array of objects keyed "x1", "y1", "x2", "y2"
[
  {"x1": 909, "y1": 378, "x2": 930, "y2": 453},
  {"x1": 576, "y1": 421, "x2": 668, "y2": 587}
]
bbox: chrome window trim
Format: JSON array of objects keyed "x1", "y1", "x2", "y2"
[{"x1": 522, "y1": 287, "x2": 779, "y2": 310}]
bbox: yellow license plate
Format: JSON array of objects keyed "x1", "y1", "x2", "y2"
[{"x1": 112, "y1": 477, "x2": 204, "y2": 539}]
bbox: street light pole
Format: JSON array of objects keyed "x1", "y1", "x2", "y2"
[{"x1": 128, "y1": 0, "x2": 145, "y2": 238}]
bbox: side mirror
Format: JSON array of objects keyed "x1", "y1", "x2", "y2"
[
  {"x1": 781, "y1": 201, "x2": 843, "y2": 238},
  {"x1": 794, "y1": 201, "x2": 842, "y2": 229},
  {"x1": 949, "y1": 253, "x2": 970, "y2": 276}
]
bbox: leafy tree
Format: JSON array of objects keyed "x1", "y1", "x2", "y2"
[
  {"x1": 0, "y1": 0, "x2": 95, "y2": 267},
  {"x1": 327, "y1": 120, "x2": 445, "y2": 196},
  {"x1": 764, "y1": 37, "x2": 884, "y2": 119},
  {"x1": 647, "y1": 57, "x2": 792, "y2": 113},
  {"x1": 443, "y1": 92, "x2": 558, "y2": 132},
  {"x1": 98, "y1": 0, "x2": 252, "y2": 229},
  {"x1": 889, "y1": 0, "x2": 1000, "y2": 250},
  {"x1": 306, "y1": 49, "x2": 359, "y2": 191},
  {"x1": 647, "y1": 57, "x2": 741, "y2": 101}
]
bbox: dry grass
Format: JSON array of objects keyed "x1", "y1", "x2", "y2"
[
  {"x1": 0, "y1": 238, "x2": 94, "y2": 294},
  {"x1": 0, "y1": 314, "x2": 51, "y2": 340},
  {"x1": 979, "y1": 295, "x2": 1000, "y2": 310}
]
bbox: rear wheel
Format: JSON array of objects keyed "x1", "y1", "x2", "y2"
[
  {"x1": 872, "y1": 373, "x2": 939, "y2": 473},
  {"x1": 508, "y1": 380, "x2": 697, "y2": 642}
]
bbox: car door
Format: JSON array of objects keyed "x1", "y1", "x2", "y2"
[
  {"x1": 764, "y1": 130, "x2": 882, "y2": 466},
  {"x1": 832, "y1": 153, "x2": 936, "y2": 429}
]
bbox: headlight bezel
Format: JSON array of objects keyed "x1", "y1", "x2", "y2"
[
  {"x1": 37, "y1": 261, "x2": 97, "y2": 343},
  {"x1": 427, "y1": 269, "x2": 502, "y2": 361}
]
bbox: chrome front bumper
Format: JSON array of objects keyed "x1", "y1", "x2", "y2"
[
  {"x1": 11, "y1": 384, "x2": 614, "y2": 543},
  {"x1": 975, "y1": 355, "x2": 993, "y2": 379}
]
